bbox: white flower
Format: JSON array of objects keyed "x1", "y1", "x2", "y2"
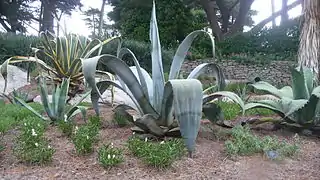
[
  {"x1": 31, "y1": 129, "x2": 37, "y2": 136},
  {"x1": 74, "y1": 126, "x2": 79, "y2": 134},
  {"x1": 24, "y1": 123, "x2": 27, "y2": 126},
  {"x1": 160, "y1": 141, "x2": 165, "y2": 144},
  {"x1": 86, "y1": 135, "x2": 89, "y2": 140},
  {"x1": 112, "y1": 155, "x2": 116, "y2": 159},
  {"x1": 35, "y1": 142, "x2": 39, "y2": 147},
  {"x1": 48, "y1": 145, "x2": 51, "y2": 149},
  {"x1": 107, "y1": 154, "x2": 111, "y2": 159},
  {"x1": 132, "y1": 132, "x2": 135, "y2": 135},
  {"x1": 145, "y1": 137, "x2": 148, "y2": 142},
  {"x1": 37, "y1": 123, "x2": 40, "y2": 127},
  {"x1": 110, "y1": 143, "x2": 114, "y2": 148},
  {"x1": 64, "y1": 115, "x2": 68, "y2": 122}
]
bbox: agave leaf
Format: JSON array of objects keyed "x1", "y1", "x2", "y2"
[
  {"x1": 291, "y1": 67, "x2": 309, "y2": 99},
  {"x1": 90, "y1": 80, "x2": 143, "y2": 115},
  {"x1": 66, "y1": 105, "x2": 88, "y2": 122},
  {"x1": 203, "y1": 91, "x2": 245, "y2": 115},
  {"x1": 202, "y1": 103, "x2": 224, "y2": 123},
  {"x1": 129, "y1": 66, "x2": 153, "y2": 103},
  {"x1": 187, "y1": 63, "x2": 226, "y2": 90},
  {"x1": 12, "y1": 96, "x2": 48, "y2": 121},
  {"x1": 135, "y1": 114, "x2": 165, "y2": 137},
  {"x1": 168, "y1": 30, "x2": 215, "y2": 80},
  {"x1": 39, "y1": 77, "x2": 55, "y2": 120},
  {"x1": 82, "y1": 54, "x2": 157, "y2": 115},
  {"x1": 118, "y1": 48, "x2": 150, "y2": 100},
  {"x1": 244, "y1": 101, "x2": 285, "y2": 118},
  {"x1": 150, "y1": 0, "x2": 165, "y2": 113},
  {"x1": 113, "y1": 104, "x2": 136, "y2": 123},
  {"x1": 56, "y1": 78, "x2": 70, "y2": 119},
  {"x1": 250, "y1": 81, "x2": 293, "y2": 99},
  {"x1": 162, "y1": 79, "x2": 203, "y2": 154},
  {"x1": 303, "y1": 86, "x2": 320, "y2": 122},
  {"x1": 297, "y1": 66, "x2": 314, "y2": 97},
  {"x1": 83, "y1": 36, "x2": 120, "y2": 59}
]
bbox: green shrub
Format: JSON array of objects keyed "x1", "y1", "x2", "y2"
[
  {"x1": 13, "y1": 117, "x2": 55, "y2": 164},
  {"x1": 127, "y1": 137, "x2": 186, "y2": 168},
  {"x1": 225, "y1": 125, "x2": 299, "y2": 159},
  {"x1": 57, "y1": 120, "x2": 74, "y2": 137},
  {"x1": 88, "y1": 116, "x2": 102, "y2": 129},
  {"x1": 72, "y1": 124, "x2": 99, "y2": 155},
  {"x1": 98, "y1": 143, "x2": 124, "y2": 168}
]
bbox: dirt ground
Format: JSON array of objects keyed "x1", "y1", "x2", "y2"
[{"x1": 1, "y1": 83, "x2": 320, "y2": 180}]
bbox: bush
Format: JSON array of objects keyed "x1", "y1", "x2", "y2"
[
  {"x1": 98, "y1": 143, "x2": 124, "y2": 168},
  {"x1": 72, "y1": 124, "x2": 99, "y2": 155}
]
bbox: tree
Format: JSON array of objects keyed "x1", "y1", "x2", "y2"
[
  {"x1": 107, "y1": 0, "x2": 204, "y2": 48},
  {"x1": 0, "y1": 0, "x2": 37, "y2": 33},
  {"x1": 83, "y1": 8, "x2": 100, "y2": 38},
  {"x1": 271, "y1": 0, "x2": 276, "y2": 28},
  {"x1": 98, "y1": 0, "x2": 107, "y2": 37},
  {"x1": 298, "y1": 0, "x2": 320, "y2": 79},
  {"x1": 197, "y1": 0, "x2": 257, "y2": 41},
  {"x1": 281, "y1": 0, "x2": 289, "y2": 24},
  {"x1": 39, "y1": 0, "x2": 82, "y2": 33}
]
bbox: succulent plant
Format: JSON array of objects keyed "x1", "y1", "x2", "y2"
[{"x1": 244, "y1": 66, "x2": 320, "y2": 128}]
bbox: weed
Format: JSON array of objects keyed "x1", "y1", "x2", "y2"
[
  {"x1": 98, "y1": 143, "x2": 124, "y2": 168},
  {"x1": 127, "y1": 137, "x2": 186, "y2": 168},
  {"x1": 57, "y1": 120, "x2": 74, "y2": 137},
  {"x1": 88, "y1": 116, "x2": 101, "y2": 129},
  {"x1": 224, "y1": 125, "x2": 299, "y2": 159}
]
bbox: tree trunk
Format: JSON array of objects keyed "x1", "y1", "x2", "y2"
[
  {"x1": 98, "y1": 0, "x2": 106, "y2": 37},
  {"x1": 298, "y1": 0, "x2": 320, "y2": 79},
  {"x1": 40, "y1": 0, "x2": 55, "y2": 33},
  {"x1": 271, "y1": 0, "x2": 276, "y2": 28},
  {"x1": 281, "y1": 0, "x2": 289, "y2": 24},
  {"x1": 200, "y1": 0, "x2": 223, "y2": 41}
]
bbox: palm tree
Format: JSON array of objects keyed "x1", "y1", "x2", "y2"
[{"x1": 298, "y1": 0, "x2": 320, "y2": 80}]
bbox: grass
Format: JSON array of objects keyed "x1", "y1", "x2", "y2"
[
  {"x1": 225, "y1": 125, "x2": 300, "y2": 159},
  {"x1": 98, "y1": 143, "x2": 124, "y2": 169},
  {"x1": 127, "y1": 137, "x2": 186, "y2": 168}
]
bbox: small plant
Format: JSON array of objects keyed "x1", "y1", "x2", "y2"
[
  {"x1": 88, "y1": 116, "x2": 101, "y2": 129},
  {"x1": 57, "y1": 120, "x2": 74, "y2": 137},
  {"x1": 224, "y1": 125, "x2": 299, "y2": 159},
  {"x1": 127, "y1": 137, "x2": 186, "y2": 168},
  {"x1": 72, "y1": 124, "x2": 99, "y2": 155},
  {"x1": 98, "y1": 143, "x2": 124, "y2": 168},
  {"x1": 13, "y1": 117, "x2": 55, "y2": 164}
]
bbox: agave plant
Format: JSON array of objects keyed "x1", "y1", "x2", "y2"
[
  {"x1": 13, "y1": 77, "x2": 90, "y2": 123},
  {"x1": 80, "y1": 1, "x2": 245, "y2": 157},
  {"x1": 0, "y1": 31, "x2": 116, "y2": 97},
  {"x1": 244, "y1": 66, "x2": 320, "y2": 128}
]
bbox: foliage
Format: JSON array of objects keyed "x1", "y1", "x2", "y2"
[
  {"x1": 98, "y1": 143, "x2": 124, "y2": 168},
  {"x1": 13, "y1": 78, "x2": 89, "y2": 123},
  {"x1": 191, "y1": 17, "x2": 300, "y2": 61},
  {"x1": 127, "y1": 137, "x2": 186, "y2": 168},
  {"x1": 57, "y1": 120, "x2": 74, "y2": 137},
  {"x1": 13, "y1": 117, "x2": 55, "y2": 165},
  {"x1": 225, "y1": 125, "x2": 300, "y2": 159},
  {"x1": 107, "y1": 0, "x2": 205, "y2": 48},
  {"x1": 245, "y1": 66, "x2": 320, "y2": 128},
  {"x1": 113, "y1": 113, "x2": 130, "y2": 127},
  {"x1": 72, "y1": 123, "x2": 99, "y2": 155}
]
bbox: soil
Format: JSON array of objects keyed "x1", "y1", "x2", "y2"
[{"x1": 1, "y1": 84, "x2": 320, "y2": 180}]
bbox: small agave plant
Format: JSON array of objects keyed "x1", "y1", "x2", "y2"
[
  {"x1": 245, "y1": 66, "x2": 320, "y2": 128},
  {"x1": 81, "y1": 1, "x2": 244, "y2": 157},
  {"x1": 14, "y1": 77, "x2": 90, "y2": 123}
]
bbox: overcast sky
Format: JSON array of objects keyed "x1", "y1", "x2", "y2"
[{"x1": 25, "y1": 0, "x2": 302, "y2": 36}]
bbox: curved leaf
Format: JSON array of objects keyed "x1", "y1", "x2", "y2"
[
  {"x1": 291, "y1": 67, "x2": 310, "y2": 99},
  {"x1": 250, "y1": 81, "x2": 293, "y2": 99},
  {"x1": 81, "y1": 55, "x2": 156, "y2": 115},
  {"x1": 150, "y1": 1, "x2": 165, "y2": 113},
  {"x1": 187, "y1": 63, "x2": 226, "y2": 90},
  {"x1": 168, "y1": 30, "x2": 215, "y2": 80},
  {"x1": 118, "y1": 48, "x2": 150, "y2": 100},
  {"x1": 160, "y1": 79, "x2": 203, "y2": 154},
  {"x1": 12, "y1": 96, "x2": 48, "y2": 121},
  {"x1": 203, "y1": 91, "x2": 245, "y2": 115},
  {"x1": 244, "y1": 102, "x2": 285, "y2": 118},
  {"x1": 90, "y1": 80, "x2": 143, "y2": 115},
  {"x1": 67, "y1": 105, "x2": 88, "y2": 122}
]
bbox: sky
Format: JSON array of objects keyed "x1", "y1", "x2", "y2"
[{"x1": 25, "y1": 0, "x2": 302, "y2": 36}]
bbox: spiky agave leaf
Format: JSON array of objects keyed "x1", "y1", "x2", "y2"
[
  {"x1": 291, "y1": 66, "x2": 313, "y2": 100},
  {"x1": 161, "y1": 79, "x2": 203, "y2": 156},
  {"x1": 12, "y1": 96, "x2": 48, "y2": 121},
  {"x1": 150, "y1": 0, "x2": 165, "y2": 113},
  {"x1": 249, "y1": 81, "x2": 293, "y2": 99},
  {"x1": 168, "y1": 30, "x2": 216, "y2": 80},
  {"x1": 203, "y1": 91, "x2": 245, "y2": 113}
]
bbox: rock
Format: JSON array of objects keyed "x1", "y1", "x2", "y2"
[{"x1": 0, "y1": 65, "x2": 30, "y2": 94}]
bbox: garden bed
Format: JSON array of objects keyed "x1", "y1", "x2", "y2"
[{"x1": 1, "y1": 104, "x2": 320, "y2": 180}]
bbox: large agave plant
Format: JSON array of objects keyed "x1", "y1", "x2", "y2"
[
  {"x1": 0, "y1": 31, "x2": 116, "y2": 97},
  {"x1": 81, "y1": 1, "x2": 244, "y2": 156},
  {"x1": 245, "y1": 66, "x2": 320, "y2": 128},
  {"x1": 13, "y1": 77, "x2": 90, "y2": 123}
]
